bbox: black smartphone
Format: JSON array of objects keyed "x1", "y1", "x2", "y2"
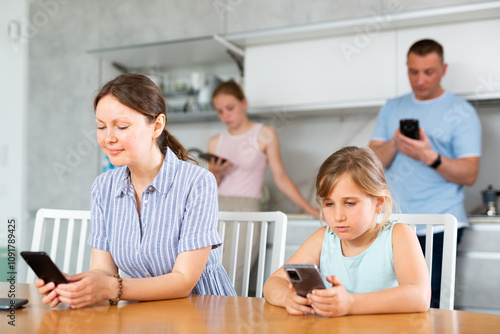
[
  {"x1": 400, "y1": 119, "x2": 420, "y2": 139},
  {"x1": 198, "y1": 152, "x2": 227, "y2": 164},
  {"x1": 284, "y1": 264, "x2": 326, "y2": 298},
  {"x1": 21, "y1": 251, "x2": 68, "y2": 285},
  {"x1": 0, "y1": 298, "x2": 28, "y2": 310}
]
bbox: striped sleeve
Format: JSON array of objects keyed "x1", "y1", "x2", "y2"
[
  {"x1": 88, "y1": 175, "x2": 109, "y2": 251},
  {"x1": 178, "y1": 170, "x2": 221, "y2": 253}
]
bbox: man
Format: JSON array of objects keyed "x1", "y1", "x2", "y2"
[{"x1": 369, "y1": 39, "x2": 481, "y2": 308}]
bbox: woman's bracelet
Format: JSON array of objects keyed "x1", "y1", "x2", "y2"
[{"x1": 109, "y1": 274, "x2": 122, "y2": 306}]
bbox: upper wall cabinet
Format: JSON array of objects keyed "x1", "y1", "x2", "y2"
[
  {"x1": 244, "y1": 31, "x2": 396, "y2": 113},
  {"x1": 396, "y1": 18, "x2": 500, "y2": 100},
  {"x1": 236, "y1": 2, "x2": 500, "y2": 115},
  {"x1": 88, "y1": 36, "x2": 233, "y2": 68},
  {"x1": 88, "y1": 36, "x2": 242, "y2": 123}
]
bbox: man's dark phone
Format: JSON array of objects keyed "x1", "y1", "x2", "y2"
[
  {"x1": 400, "y1": 119, "x2": 420, "y2": 139},
  {"x1": 21, "y1": 251, "x2": 68, "y2": 285}
]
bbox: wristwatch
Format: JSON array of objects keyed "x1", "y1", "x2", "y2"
[{"x1": 430, "y1": 154, "x2": 442, "y2": 169}]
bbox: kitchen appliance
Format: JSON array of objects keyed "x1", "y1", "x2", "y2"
[{"x1": 481, "y1": 185, "x2": 500, "y2": 216}]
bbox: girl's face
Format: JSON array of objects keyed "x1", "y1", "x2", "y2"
[
  {"x1": 321, "y1": 173, "x2": 385, "y2": 243},
  {"x1": 95, "y1": 95, "x2": 164, "y2": 168},
  {"x1": 212, "y1": 93, "x2": 248, "y2": 129}
]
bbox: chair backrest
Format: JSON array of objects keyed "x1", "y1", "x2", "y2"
[
  {"x1": 389, "y1": 213, "x2": 458, "y2": 310},
  {"x1": 26, "y1": 208, "x2": 92, "y2": 283},
  {"x1": 218, "y1": 211, "x2": 287, "y2": 298}
]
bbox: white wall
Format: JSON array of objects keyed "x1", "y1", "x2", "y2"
[{"x1": 0, "y1": 0, "x2": 28, "y2": 279}]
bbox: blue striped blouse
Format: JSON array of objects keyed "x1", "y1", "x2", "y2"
[{"x1": 88, "y1": 147, "x2": 236, "y2": 296}]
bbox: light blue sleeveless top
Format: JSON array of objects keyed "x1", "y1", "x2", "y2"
[{"x1": 319, "y1": 221, "x2": 399, "y2": 293}]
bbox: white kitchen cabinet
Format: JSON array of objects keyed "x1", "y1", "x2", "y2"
[
  {"x1": 244, "y1": 31, "x2": 396, "y2": 111},
  {"x1": 455, "y1": 221, "x2": 500, "y2": 314},
  {"x1": 240, "y1": 3, "x2": 500, "y2": 115},
  {"x1": 396, "y1": 19, "x2": 500, "y2": 99}
]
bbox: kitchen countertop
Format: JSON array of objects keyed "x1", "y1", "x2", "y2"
[
  {"x1": 468, "y1": 215, "x2": 500, "y2": 224},
  {"x1": 285, "y1": 213, "x2": 317, "y2": 220}
]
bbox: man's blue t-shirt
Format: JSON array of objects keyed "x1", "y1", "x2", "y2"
[{"x1": 371, "y1": 92, "x2": 481, "y2": 224}]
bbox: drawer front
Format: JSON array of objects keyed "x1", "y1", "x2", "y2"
[
  {"x1": 455, "y1": 256, "x2": 500, "y2": 309},
  {"x1": 458, "y1": 225, "x2": 500, "y2": 252}
]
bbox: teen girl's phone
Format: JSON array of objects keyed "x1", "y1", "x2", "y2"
[
  {"x1": 199, "y1": 152, "x2": 227, "y2": 164},
  {"x1": 284, "y1": 264, "x2": 326, "y2": 298},
  {"x1": 400, "y1": 119, "x2": 420, "y2": 139},
  {"x1": 21, "y1": 251, "x2": 68, "y2": 286}
]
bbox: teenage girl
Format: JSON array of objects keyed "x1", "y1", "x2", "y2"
[
  {"x1": 208, "y1": 80, "x2": 319, "y2": 216},
  {"x1": 264, "y1": 146, "x2": 430, "y2": 316}
]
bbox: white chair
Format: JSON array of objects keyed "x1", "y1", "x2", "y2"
[
  {"x1": 26, "y1": 208, "x2": 92, "y2": 283},
  {"x1": 218, "y1": 211, "x2": 288, "y2": 298},
  {"x1": 390, "y1": 213, "x2": 458, "y2": 310}
]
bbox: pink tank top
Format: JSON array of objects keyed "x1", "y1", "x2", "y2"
[{"x1": 216, "y1": 123, "x2": 267, "y2": 198}]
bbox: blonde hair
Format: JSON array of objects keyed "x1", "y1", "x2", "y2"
[{"x1": 315, "y1": 146, "x2": 393, "y2": 231}]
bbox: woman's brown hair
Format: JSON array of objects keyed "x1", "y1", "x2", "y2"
[
  {"x1": 316, "y1": 146, "x2": 393, "y2": 229},
  {"x1": 94, "y1": 73, "x2": 195, "y2": 163},
  {"x1": 211, "y1": 80, "x2": 246, "y2": 101}
]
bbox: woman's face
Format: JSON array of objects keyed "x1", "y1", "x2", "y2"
[
  {"x1": 95, "y1": 95, "x2": 163, "y2": 167},
  {"x1": 212, "y1": 93, "x2": 248, "y2": 129},
  {"x1": 321, "y1": 173, "x2": 384, "y2": 243}
]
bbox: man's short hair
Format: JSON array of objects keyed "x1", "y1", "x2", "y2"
[{"x1": 407, "y1": 39, "x2": 444, "y2": 63}]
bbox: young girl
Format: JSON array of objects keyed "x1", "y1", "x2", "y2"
[
  {"x1": 35, "y1": 74, "x2": 236, "y2": 309},
  {"x1": 264, "y1": 146, "x2": 430, "y2": 317}
]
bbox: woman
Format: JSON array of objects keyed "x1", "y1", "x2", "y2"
[{"x1": 36, "y1": 74, "x2": 236, "y2": 309}]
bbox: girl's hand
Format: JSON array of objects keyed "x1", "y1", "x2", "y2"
[
  {"x1": 285, "y1": 283, "x2": 315, "y2": 315},
  {"x1": 54, "y1": 271, "x2": 117, "y2": 309},
  {"x1": 207, "y1": 157, "x2": 232, "y2": 184},
  {"x1": 307, "y1": 275, "x2": 353, "y2": 317}
]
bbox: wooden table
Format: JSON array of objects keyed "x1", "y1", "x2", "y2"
[{"x1": 2, "y1": 283, "x2": 500, "y2": 333}]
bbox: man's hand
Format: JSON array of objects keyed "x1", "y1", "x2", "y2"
[{"x1": 394, "y1": 128, "x2": 438, "y2": 166}]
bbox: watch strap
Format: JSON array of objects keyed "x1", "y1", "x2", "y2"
[{"x1": 430, "y1": 154, "x2": 441, "y2": 169}]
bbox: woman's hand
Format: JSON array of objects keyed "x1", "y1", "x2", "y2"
[
  {"x1": 285, "y1": 283, "x2": 315, "y2": 315},
  {"x1": 307, "y1": 275, "x2": 353, "y2": 317},
  {"x1": 35, "y1": 277, "x2": 65, "y2": 308},
  {"x1": 53, "y1": 271, "x2": 117, "y2": 309}
]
